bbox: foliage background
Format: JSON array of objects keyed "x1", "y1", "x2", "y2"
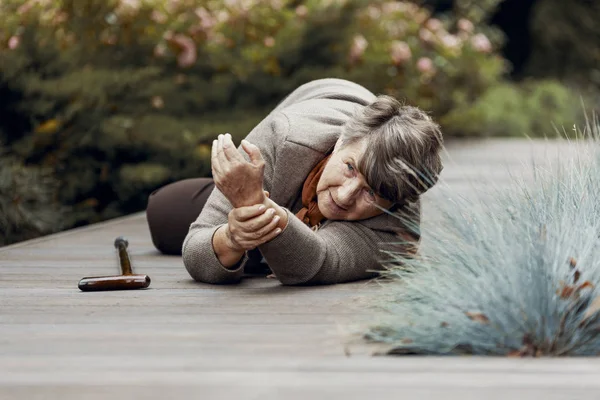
[{"x1": 0, "y1": 0, "x2": 598, "y2": 245}]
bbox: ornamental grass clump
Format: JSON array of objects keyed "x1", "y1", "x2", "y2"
[{"x1": 364, "y1": 116, "x2": 600, "y2": 357}]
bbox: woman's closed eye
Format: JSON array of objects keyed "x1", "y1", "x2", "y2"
[
  {"x1": 347, "y1": 162, "x2": 376, "y2": 201},
  {"x1": 366, "y1": 188, "x2": 376, "y2": 201}
]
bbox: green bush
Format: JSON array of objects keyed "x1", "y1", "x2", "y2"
[
  {"x1": 0, "y1": 0, "x2": 510, "y2": 244},
  {"x1": 0, "y1": 0, "x2": 508, "y2": 129},
  {"x1": 0, "y1": 0, "x2": 587, "y2": 244},
  {"x1": 337, "y1": 1, "x2": 507, "y2": 117},
  {"x1": 440, "y1": 80, "x2": 586, "y2": 137},
  {"x1": 526, "y1": 0, "x2": 600, "y2": 89},
  {"x1": 0, "y1": 145, "x2": 67, "y2": 246}
]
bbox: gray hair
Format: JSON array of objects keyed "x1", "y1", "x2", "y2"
[{"x1": 339, "y1": 95, "x2": 444, "y2": 207}]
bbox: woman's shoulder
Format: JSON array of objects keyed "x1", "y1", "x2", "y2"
[
  {"x1": 275, "y1": 78, "x2": 375, "y2": 109},
  {"x1": 276, "y1": 98, "x2": 361, "y2": 152}
]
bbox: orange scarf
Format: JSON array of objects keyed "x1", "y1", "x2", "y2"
[{"x1": 295, "y1": 155, "x2": 331, "y2": 228}]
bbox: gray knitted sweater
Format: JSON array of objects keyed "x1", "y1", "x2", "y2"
[{"x1": 182, "y1": 78, "x2": 421, "y2": 285}]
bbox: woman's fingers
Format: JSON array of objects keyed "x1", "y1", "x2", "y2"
[
  {"x1": 216, "y1": 134, "x2": 228, "y2": 167},
  {"x1": 249, "y1": 223, "x2": 282, "y2": 247},
  {"x1": 235, "y1": 218, "x2": 282, "y2": 250},
  {"x1": 211, "y1": 139, "x2": 221, "y2": 172},
  {"x1": 222, "y1": 133, "x2": 244, "y2": 163},
  {"x1": 248, "y1": 213, "x2": 281, "y2": 240},
  {"x1": 231, "y1": 203, "x2": 269, "y2": 222},
  {"x1": 241, "y1": 139, "x2": 265, "y2": 166},
  {"x1": 229, "y1": 206, "x2": 280, "y2": 245},
  {"x1": 237, "y1": 208, "x2": 278, "y2": 234}
]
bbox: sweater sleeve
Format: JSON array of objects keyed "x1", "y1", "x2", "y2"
[
  {"x1": 256, "y1": 207, "x2": 420, "y2": 286},
  {"x1": 181, "y1": 112, "x2": 288, "y2": 284},
  {"x1": 181, "y1": 187, "x2": 250, "y2": 284}
]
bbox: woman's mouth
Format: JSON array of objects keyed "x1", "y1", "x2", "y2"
[{"x1": 328, "y1": 192, "x2": 347, "y2": 213}]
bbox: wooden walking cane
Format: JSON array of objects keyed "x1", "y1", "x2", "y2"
[{"x1": 78, "y1": 236, "x2": 151, "y2": 291}]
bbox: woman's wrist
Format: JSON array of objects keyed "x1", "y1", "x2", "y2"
[
  {"x1": 231, "y1": 190, "x2": 268, "y2": 209},
  {"x1": 261, "y1": 198, "x2": 289, "y2": 232},
  {"x1": 213, "y1": 225, "x2": 245, "y2": 269}
]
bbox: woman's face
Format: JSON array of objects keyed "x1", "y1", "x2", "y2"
[{"x1": 316, "y1": 138, "x2": 395, "y2": 221}]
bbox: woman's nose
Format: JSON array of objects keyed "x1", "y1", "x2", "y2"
[{"x1": 338, "y1": 181, "x2": 361, "y2": 205}]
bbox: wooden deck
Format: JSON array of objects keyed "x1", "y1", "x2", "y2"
[{"x1": 2, "y1": 138, "x2": 599, "y2": 399}]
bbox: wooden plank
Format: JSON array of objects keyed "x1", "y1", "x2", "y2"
[
  {"x1": 1, "y1": 139, "x2": 599, "y2": 399},
  {"x1": 0, "y1": 386, "x2": 596, "y2": 400}
]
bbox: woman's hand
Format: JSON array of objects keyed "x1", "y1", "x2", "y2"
[
  {"x1": 211, "y1": 133, "x2": 266, "y2": 208},
  {"x1": 225, "y1": 202, "x2": 283, "y2": 251}
]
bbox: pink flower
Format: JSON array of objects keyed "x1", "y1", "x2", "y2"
[
  {"x1": 52, "y1": 11, "x2": 68, "y2": 25},
  {"x1": 382, "y1": 2, "x2": 404, "y2": 14},
  {"x1": 419, "y1": 28, "x2": 435, "y2": 44},
  {"x1": 270, "y1": 0, "x2": 283, "y2": 11},
  {"x1": 366, "y1": 5, "x2": 381, "y2": 20},
  {"x1": 390, "y1": 40, "x2": 411, "y2": 65},
  {"x1": 17, "y1": 1, "x2": 34, "y2": 15},
  {"x1": 166, "y1": 33, "x2": 197, "y2": 68},
  {"x1": 165, "y1": 0, "x2": 181, "y2": 14},
  {"x1": 151, "y1": 10, "x2": 168, "y2": 24},
  {"x1": 349, "y1": 34, "x2": 368, "y2": 61},
  {"x1": 440, "y1": 33, "x2": 462, "y2": 51},
  {"x1": 8, "y1": 36, "x2": 20, "y2": 50},
  {"x1": 154, "y1": 43, "x2": 167, "y2": 57},
  {"x1": 425, "y1": 18, "x2": 443, "y2": 32},
  {"x1": 404, "y1": 3, "x2": 419, "y2": 15},
  {"x1": 195, "y1": 7, "x2": 216, "y2": 31},
  {"x1": 295, "y1": 5, "x2": 308, "y2": 17},
  {"x1": 151, "y1": 96, "x2": 164, "y2": 109},
  {"x1": 471, "y1": 33, "x2": 492, "y2": 53},
  {"x1": 457, "y1": 18, "x2": 474, "y2": 33},
  {"x1": 216, "y1": 10, "x2": 230, "y2": 23},
  {"x1": 176, "y1": 38, "x2": 197, "y2": 68},
  {"x1": 263, "y1": 36, "x2": 275, "y2": 47},
  {"x1": 416, "y1": 57, "x2": 435, "y2": 75},
  {"x1": 121, "y1": 0, "x2": 140, "y2": 9},
  {"x1": 117, "y1": 0, "x2": 141, "y2": 16},
  {"x1": 414, "y1": 10, "x2": 429, "y2": 24}
]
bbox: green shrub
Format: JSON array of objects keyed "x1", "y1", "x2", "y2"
[
  {"x1": 0, "y1": 0, "x2": 510, "y2": 243},
  {"x1": 0, "y1": 145, "x2": 66, "y2": 246},
  {"x1": 441, "y1": 80, "x2": 587, "y2": 137},
  {"x1": 3, "y1": 0, "x2": 584, "y2": 244},
  {"x1": 338, "y1": 0, "x2": 507, "y2": 117},
  {"x1": 526, "y1": 0, "x2": 600, "y2": 89},
  {"x1": 0, "y1": 0, "x2": 508, "y2": 129}
]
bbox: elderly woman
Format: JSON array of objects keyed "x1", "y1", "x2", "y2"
[{"x1": 146, "y1": 78, "x2": 443, "y2": 285}]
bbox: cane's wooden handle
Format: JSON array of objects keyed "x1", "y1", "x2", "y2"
[
  {"x1": 78, "y1": 236, "x2": 151, "y2": 292},
  {"x1": 78, "y1": 274, "x2": 151, "y2": 291}
]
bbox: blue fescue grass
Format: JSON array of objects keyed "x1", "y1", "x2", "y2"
[{"x1": 363, "y1": 114, "x2": 600, "y2": 356}]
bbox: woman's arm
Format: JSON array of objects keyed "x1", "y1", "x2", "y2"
[
  {"x1": 213, "y1": 196, "x2": 289, "y2": 269},
  {"x1": 182, "y1": 112, "x2": 289, "y2": 284},
  {"x1": 212, "y1": 225, "x2": 246, "y2": 268},
  {"x1": 256, "y1": 203, "x2": 420, "y2": 285}
]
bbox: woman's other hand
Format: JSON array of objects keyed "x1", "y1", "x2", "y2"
[
  {"x1": 211, "y1": 133, "x2": 266, "y2": 208},
  {"x1": 225, "y1": 203, "x2": 282, "y2": 251}
]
